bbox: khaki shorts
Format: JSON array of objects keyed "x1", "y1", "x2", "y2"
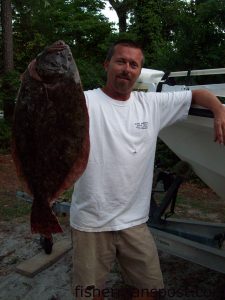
[{"x1": 71, "y1": 223, "x2": 164, "y2": 299}]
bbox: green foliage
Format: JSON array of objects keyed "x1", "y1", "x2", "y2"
[
  {"x1": 129, "y1": 0, "x2": 165, "y2": 67},
  {"x1": 127, "y1": 0, "x2": 225, "y2": 71},
  {"x1": 0, "y1": 0, "x2": 224, "y2": 168},
  {"x1": 0, "y1": 193, "x2": 31, "y2": 221},
  {"x1": 0, "y1": 39, "x2": 2, "y2": 72},
  {"x1": 0, "y1": 119, "x2": 12, "y2": 154},
  {"x1": 154, "y1": 0, "x2": 225, "y2": 70},
  {"x1": 7, "y1": 0, "x2": 224, "y2": 80},
  {"x1": 1, "y1": 70, "x2": 20, "y2": 103},
  {"x1": 0, "y1": 70, "x2": 20, "y2": 122},
  {"x1": 60, "y1": 187, "x2": 73, "y2": 202},
  {"x1": 155, "y1": 138, "x2": 180, "y2": 170},
  {"x1": 12, "y1": 0, "x2": 111, "y2": 75},
  {"x1": 8, "y1": 0, "x2": 114, "y2": 90},
  {"x1": 77, "y1": 58, "x2": 105, "y2": 90}
]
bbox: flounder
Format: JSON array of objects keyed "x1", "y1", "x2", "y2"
[{"x1": 12, "y1": 40, "x2": 89, "y2": 236}]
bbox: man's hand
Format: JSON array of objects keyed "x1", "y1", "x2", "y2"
[
  {"x1": 214, "y1": 105, "x2": 225, "y2": 144},
  {"x1": 192, "y1": 90, "x2": 225, "y2": 145}
]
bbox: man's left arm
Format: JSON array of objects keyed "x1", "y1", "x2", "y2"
[{"x1": 192, "y1": 90, "x2": 225, "y2": 145}]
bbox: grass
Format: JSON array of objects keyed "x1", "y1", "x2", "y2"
[
  {"x1": 0, "y1": 192, "x2": 31, "y2": 222},
  {"x1": 0, "y1": 119, "x2": 12, "y2": 154},
  {"x1": 153, "y1": 182, "x2": 225, "y2": 223},
  {"x1": 0, "y1": 150, "x2": 224, "y2": 225},
  {"x1": 1, "y1": 183, "x2": 224, "y2": 223},
  {"x1": 0, "y1": 187, "x2": 73, "y2": 222},
  {"x1": 58, "y1": 187, "x2": 73, "y2": 202}
]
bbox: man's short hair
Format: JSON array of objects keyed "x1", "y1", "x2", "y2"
[{"x1": 105, "y1": 39, "x2": 145, "y2": 66}]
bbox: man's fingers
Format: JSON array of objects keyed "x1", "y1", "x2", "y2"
[{"x1": 214, "y1": 119, "x2": 225, "y2": 145}]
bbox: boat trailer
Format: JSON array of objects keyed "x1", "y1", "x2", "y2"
[{"x1": 148, "y1": 166, "x2": 225, "y2": 274}]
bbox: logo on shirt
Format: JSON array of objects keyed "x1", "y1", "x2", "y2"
[{"x1": 134, "y1": 122, "x2": 148, "y2": 129}]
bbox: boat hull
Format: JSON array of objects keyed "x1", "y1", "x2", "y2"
[{"x1": 159, "y1": 114, "x2": 225, "y2": 200}]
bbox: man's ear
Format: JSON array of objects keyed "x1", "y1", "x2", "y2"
[{"x1": 103, "y1": 60, "x2": 109, "y2": 72}]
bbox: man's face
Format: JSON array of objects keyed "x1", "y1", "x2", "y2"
[{"x1": 104, "y1": 44, "x2": 143, "y2": 99}]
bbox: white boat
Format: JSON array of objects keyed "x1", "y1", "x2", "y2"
[
  {"x1": 135, "y1": 68, "x2": 225, "y2": 273},
  {"x1": 136, "y1": 68, "x2": 225, "y2": 200},
  {"x1": 159, "y1": 110, "x2": 225, "y2": 200}
]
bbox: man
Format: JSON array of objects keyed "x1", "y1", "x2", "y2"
[{"x1": 70, "y1": 40, "x2": 225, "y2": 300}]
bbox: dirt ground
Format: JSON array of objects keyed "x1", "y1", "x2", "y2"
[{"x1": 0, "y1": 154, "x2": 225, "y2": 300}]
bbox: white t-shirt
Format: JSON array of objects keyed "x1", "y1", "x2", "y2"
[{"x1": 70, "y1": 88, "x2": 192, "y2": 232}]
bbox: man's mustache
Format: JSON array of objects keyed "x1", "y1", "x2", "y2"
[{"x1": 118, "y1": 72, "x2": 131, "y2": 80}]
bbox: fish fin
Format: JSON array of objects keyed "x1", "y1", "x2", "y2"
[
  {"x1": 11, "y1": 139, "x2": 32, "y2": 194},
  {"x1": 30, "y1": 200, "x2": 63, "y2": 235}
]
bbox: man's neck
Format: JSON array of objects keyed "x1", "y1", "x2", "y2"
[{"x1": 101, "y1": 87, "x2": 131, "y2": 101}]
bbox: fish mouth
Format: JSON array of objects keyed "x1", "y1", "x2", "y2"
[
  {"x1": 45, "y1": 67, "x2": 67, "y2": 73},
  {"x1": 38, "y1": 65, "x2": 68, "y2": 77},
  {"x1": 35, "y1": 67, "x2": 68, "y2": 83}
]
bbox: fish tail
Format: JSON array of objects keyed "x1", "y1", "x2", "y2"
[{"x1": 30, "y1": 200, "x2": 63, "y2": 235}]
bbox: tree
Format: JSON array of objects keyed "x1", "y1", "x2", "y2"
[
  {"x1": 129, "y1": 0, "x2": 165, "y2": 67},
  {"x1": 168, "y1": 0, "x2": 225, "y2": 71},
  {"x1": 1, "y1": 0, "x2": 14, "y2": 73},
  {"x1": 1, "y1": 0, "x2": 18, "y2": 122},
  {"x1": 108, "y1": 0, "x2": 134, "y2": 32},
  {"x1": 128, "y1": 0, "x2": 225, "y2": 72},
  {"x1": 11, "y1": 0, "x2": 113, "y2": 88}
]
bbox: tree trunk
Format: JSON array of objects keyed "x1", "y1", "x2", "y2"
[
  {"x1": 109, "y1": 0, "x2": 134, "y2": 33},
  {"x1": 1, "y1": 0, "x2": 14, "y2": 73},
  {"x1": 118, "y1": 10, "x2": 127, "y2": 33}
]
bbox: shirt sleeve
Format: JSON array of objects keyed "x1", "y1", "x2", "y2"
[{"x1": 153, "y1": 90, "x2": 192, "y2": 131}]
